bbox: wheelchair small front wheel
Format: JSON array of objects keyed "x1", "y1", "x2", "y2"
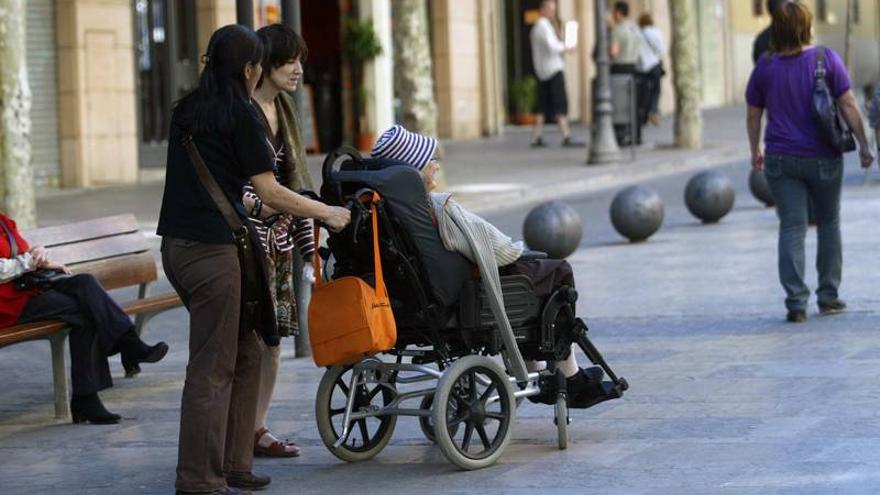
[
  {"x1": 418, "y1": 393, "x2": 461, "y2": 443},
  {"x1": 315, "y1": 364, "x2": 397, "y2": 462},
  {"x1": 432, "y1": 355, "x2": 516, "y2": 470},
  {"x1": 554, "y1": 395, "x2": 569, "y2": 450}
]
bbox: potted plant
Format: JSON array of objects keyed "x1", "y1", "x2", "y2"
[
  {"x1": 510, "y1": 76, "x2": 537, "y2": 125},
  {"x1": 343, "y1": 18, "x2": 383, "y2": 151}
]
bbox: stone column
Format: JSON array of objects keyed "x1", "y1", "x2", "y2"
[
  {"x1": 359, "y1": 0, "x2": 394, "y2": 139},
  {"x1": 431, "y1": 0, "x2": 481, "y2": 139},
  {"x1": 196, "y1": 0, "x2": 236, "y2": 60},
  {"x1": 477, "y1": 0, "x2": 505, "y2": 136},
  {"x1": 56, "y1": 0, "x2": 138, "y2": 187}
]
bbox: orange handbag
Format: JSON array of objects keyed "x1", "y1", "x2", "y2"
[{"x1": 308, "y1": 192, "x2": 397, "y2": 367}]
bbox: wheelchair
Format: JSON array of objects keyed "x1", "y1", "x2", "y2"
[{"x1": 311, "y1": 147, "x2": 628, "y2": 470}]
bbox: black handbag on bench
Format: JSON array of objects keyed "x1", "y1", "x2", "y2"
[
  {"x1": 0, "y1": 220, "x2": 71, "y2": 292},
  {"x1": 181, "y1": 134, "x2": 280, "y2": 347}
]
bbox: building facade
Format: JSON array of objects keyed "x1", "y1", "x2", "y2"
[{"x1": 20, "y1": 0, "x2": 880, "y2": 192}]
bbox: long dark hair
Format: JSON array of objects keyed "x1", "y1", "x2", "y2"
[{"x1": 175, "y1": 24, "x2": 264, "y2": 135}]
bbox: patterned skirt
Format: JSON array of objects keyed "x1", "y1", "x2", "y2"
[{"x1": 266, "y1": 232, "x2": 298, "y2": 337}]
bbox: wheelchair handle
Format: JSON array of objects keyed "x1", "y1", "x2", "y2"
[{"x1": 321, "y1": 145, "x2": 363, "y2": 187}]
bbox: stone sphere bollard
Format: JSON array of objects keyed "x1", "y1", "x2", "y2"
[
  {"x1": 609, "y1": 185, "x2": 664, "y2": 242},
  {"x1": 522, "y1": 201, "x2": 583, "y2": 259},
  {"x1": 748, "y1": 168, "x2": 775, "y2": 207},
  {"x1": 684, "y1": 170, "x2": 735, "y2": 223}
]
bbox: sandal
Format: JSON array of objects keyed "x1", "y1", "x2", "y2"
[{"x1": 254, "y1": 427, "x2": 302, "y2": 458}]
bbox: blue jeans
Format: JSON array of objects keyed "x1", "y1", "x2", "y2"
[{"x1": 764, "y1": 154, "x2": 843, "y2": 311}]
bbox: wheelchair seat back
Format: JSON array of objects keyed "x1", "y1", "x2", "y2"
[{"x1": 324, "y1": 158, "x2": 472, "y2": 313}]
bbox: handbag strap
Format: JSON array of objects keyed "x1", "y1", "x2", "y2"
[
  {"x1": 313, "y1": 192, "x2": 387, "y2": 299},
  {"x1": 0, "y1": 221, "x2": 19, "y2": 257},
  {"x1": 814, "y1": 46, "x2": 827, "y2": 81},
  {"x1": 181, "y1": 134, "x2": 246, "y2": 237}
]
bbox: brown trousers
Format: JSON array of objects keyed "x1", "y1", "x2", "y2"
[{"x1": 162, "y1": 237, "x2": 263, "y2": 493}]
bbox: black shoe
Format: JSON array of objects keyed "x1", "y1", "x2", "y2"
[
  {"x1": 70, "y1": 393, "x2": 121, "y2": 424},
  {"x1": 561, "y1": 136, "x2": 585, "y2": 147},
  {"x1": 786, "y1": 310, "x2": 807, "y2": 323},
  {"x1": 121, "y1": 334, "x2": 169, "y2": 378},
  {"x1": 566, "y1": 367, "x2": 609, "y2": 409},
  {"x1": 530, "y1": 136, "x2": 546, "y2": 148},
  {"x1": 226, "y1": 472, "x2": 270, "y2": 491},
  {"x1": 819, "y1": 300, "x2": 847, "y2": 315}
]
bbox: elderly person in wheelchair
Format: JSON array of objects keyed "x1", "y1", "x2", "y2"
[
  {"x1": 311, "y1": 126, "x2": 627, "y2": 470},
  {"x1": 369, "y1": 125, "x2": 611, "y2": 408}
]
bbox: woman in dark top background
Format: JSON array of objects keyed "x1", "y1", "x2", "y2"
[{"x1": 157, "y1": 25, "x2": 348, "y2": 495}]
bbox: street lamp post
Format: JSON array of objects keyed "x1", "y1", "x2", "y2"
[
  {"x1": 588, "y1": 0, "x2": 620, "y2": 165},
  {"x1": 236, "y1": 0, "x2": 254, "y2": 29},
  {"x1": 280, "y1": 0, "x2": 313, "y2": 358}
]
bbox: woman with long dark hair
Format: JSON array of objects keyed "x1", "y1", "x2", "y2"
[
  {"x1": 157, "y1": 25, "x2": 348, "y2": 494},
  {"x1": 745, "y1": 2, "x2": 873, "y2": 323}
]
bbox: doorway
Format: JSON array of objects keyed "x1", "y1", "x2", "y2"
[{"x1": 134, "y1": 0, "x2": 199, "y2": 167}]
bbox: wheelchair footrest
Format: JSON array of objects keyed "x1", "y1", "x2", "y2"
[{"x1": 567, "y1": 378, "x2": 627, "y2": 410}]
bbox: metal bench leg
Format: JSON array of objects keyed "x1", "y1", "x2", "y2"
[
  {"x1": 134, "y1": 283, "x2": 149, "y2": 337},
  {"x1": 49, "y1": 333, "x2": 70, "y2": 420},
  {"x1": 292, "y1": 253, "x2": 312, "y2": 358}
]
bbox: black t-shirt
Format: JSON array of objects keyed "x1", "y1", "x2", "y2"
[
  {"x1": 752, "y1": 27, "x2": 771, "y2": 64},
  {"x1": 157, "y1": 98, "x2": 275, "y2": 244}
]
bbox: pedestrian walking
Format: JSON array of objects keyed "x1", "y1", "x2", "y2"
[
  {"x1": 636, "y1": 12, "x2": 665, "y2": 127},
  {"x1": 609, "y1": 1, "x2": 645, "y2": 145},
  {"x1": 529, "y1": 0, "x2": 582, "y2": 148},
  {"x1": 157, "y1": 24, "x2": 349, "y2": 494},
  {"x1": 752, "y1": 0, "x2": 784, "y2": 63},
  {"x1": 745, "y1": 2, "x2": 874, "y2": 323}
]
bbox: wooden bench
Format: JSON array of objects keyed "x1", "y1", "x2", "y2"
[{"x1": 0, "y1": 214, "x2": 183, "y2": 419}]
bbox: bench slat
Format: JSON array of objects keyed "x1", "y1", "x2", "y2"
[
  {"x1": 47, "y1": 232, "x2": 149, "y2": 266},
  {"x1": 23, "y1": 214, "x2": 139, "y2": 247},
  {"x1": 123, "y1": 293, "x2": 183, "y2": 316},
  {"x1": 0, "y1": 322, "x2": 67, "y2": 347},
  {"x1": 70, "y1": 252, "x2": 158, "y2": 291}
]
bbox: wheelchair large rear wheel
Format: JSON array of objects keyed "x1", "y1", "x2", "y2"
[
  {"x1": 316, "y1": 363, "x2": 397, "y2": 462},
  {"x1": 432, "y1": 355, "x2": 516, "y2": 470}
]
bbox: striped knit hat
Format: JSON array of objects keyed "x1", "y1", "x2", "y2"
[{"x1": 371, "y1": 125, "x2": 438, "y2": 171}]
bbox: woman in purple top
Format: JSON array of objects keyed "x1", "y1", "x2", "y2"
[{"x1": 745, "y1": 1, "x2": 874, "y2": 323}]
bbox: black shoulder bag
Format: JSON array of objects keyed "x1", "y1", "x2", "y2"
[
  {"x1": 0, "y1": 221, "x2": 70, "y2": 291},
  {"x1": 813, "y1": 46, "x2": 856, "y2": 153},
  {"x1": 181, "y1": 134, "x2": 280, "y2": 347}
]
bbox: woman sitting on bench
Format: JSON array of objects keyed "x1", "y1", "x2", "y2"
[{"x1": 0, "y1": 213, "x2": 168, "y2": 424}]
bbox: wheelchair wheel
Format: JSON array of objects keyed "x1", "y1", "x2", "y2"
[
  {"x1": 554, "y1": 396, "x2": 569, "y2": 450},
  {"x1": 315, "y1": 364, "x2": 397, "y2": 462},
  {"x1": 418, "y1": 394, "x2": 460, "y2": 444},
  {"x1": 432, "y1": 355, "x2": 516, "y2": 470}
]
